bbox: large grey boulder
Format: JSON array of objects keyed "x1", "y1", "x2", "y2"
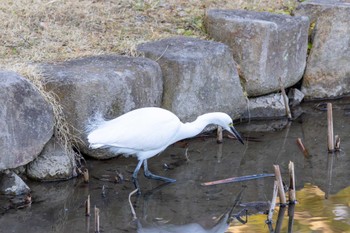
[
  {"x1": 295, "y1": 0, "x2": 350, "y2": 99},
  {"x1": 137, "y1": 36, "x2": 246, "y2": 122},
  {"x1": 0, "y1": 71, "x2": 54, "y2": 170},
  {"x1": 40, "y1": 55, "x2": 163, "y2": 158},
  {"x1": 26, "y1": 137, "x2": 77, "y2": 181},
  {"x1": 205, "y1": 10, "x2": 309, "y2": 97}
]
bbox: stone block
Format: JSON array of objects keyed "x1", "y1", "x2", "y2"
[
  {"x1": 205, "y1": 9, "x2": 309, "y2": 96},
  {"x1": 137, "y1": 36, "x2": 246, "y2": 122},
  {"x1": 0, "y1": 71, "x2": 54, "y2": 170},
  {"x1": 295, "y1": 0, "x2": 350, "y2": 99},
  {"x1": 26, "y1": 137, "x2": 77, "y2": 181},
  {"x1": 241, "y1": 93, "x2": 288, "y2": 119},
  {"x1": 40, "y1": 55, "x2": 163, "y2": 158},
  {"x1": 0, "y1": 171, "x2": 30, "y2": 195}
]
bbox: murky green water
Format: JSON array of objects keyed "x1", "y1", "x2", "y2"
[{"x1": 1, "y1": 100, "x2": 350, "y2": 233}]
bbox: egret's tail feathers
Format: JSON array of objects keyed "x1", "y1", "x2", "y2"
[
  {"x1": 89, "y1": 143, "x2": 105, "y2": 149},
  {"x1": 85, "y1": 112, "x2": 106, "y2": 134},
  {"x1": 88, "y1": 143, "x2": 134, "y2": 158}
]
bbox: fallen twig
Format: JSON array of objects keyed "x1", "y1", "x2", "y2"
[
  {"x1": 129, "y1": 188, "x2": 139, "y2": 220},
  {"x1": 280, "y1": 85, "x2": 292, "y2": 120},
  {"x1": 155, "y1": 45, "x2": 169, "y2": 62},
  {"x1": 201, "y1": 173, "x2": 275, "y2": 186},
  {"x1": 296, "y1": 138, "x2": 310, "y2": 158}
]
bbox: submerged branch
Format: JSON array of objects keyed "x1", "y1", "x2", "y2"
[{"x1": 128, "y1": 189, "x2": 139, "y2": 220}]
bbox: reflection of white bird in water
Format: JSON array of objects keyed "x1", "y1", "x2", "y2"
[
  {"x1": 136, "y1": 187, "x2": 247, "y2": 233},
  {"x1": 87, "y1": 107, "x2": 244, "y2": 193},
  {"x1": 136, "y1": 213, "x2": 232, "y2": 233}
]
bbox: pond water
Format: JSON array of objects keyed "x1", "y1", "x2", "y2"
[{"x1": 1, "y1": 100, "x2": 350, "y2": 233}]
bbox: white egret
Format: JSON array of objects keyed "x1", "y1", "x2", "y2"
[{"x1": 87, "y1": 107, "x2": 244, "y2": 193}]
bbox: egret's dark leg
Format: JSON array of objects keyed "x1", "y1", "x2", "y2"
[
  {"x1": 143, "y1": 159, "x2": 176, "y2": 183},
  {"x1": 132, "y1": 160, "x2": 144, "y2": 193}
]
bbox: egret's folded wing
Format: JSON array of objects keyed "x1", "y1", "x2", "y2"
[{"x1": 87, "y1": 108, "x2": 181, "y2": 151}]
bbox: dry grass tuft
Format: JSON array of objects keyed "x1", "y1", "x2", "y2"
[
  {"x1": 0, "y1": 0, "x2": 297, "y2": 162},
  {"x1": 5, "y1": 63, "x2": 82, "y2": 164}
]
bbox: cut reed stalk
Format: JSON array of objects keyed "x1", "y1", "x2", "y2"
[
  {"x1": 85, "y1": 195, "x2": 91, "y2": 216},
  {"x1": 273, "y1": 165, "x2": 287, "y2": 204},
  {"x1": 288, "y1": 161, "x2": 296, "y2": 203},
  {"x1": 94, "y1": 206, "x2": 100, "y2": 233},
  {"x1": 327, "y1": 103, "x2": 334, "y2": 152},
  {"x1": 83, "y1": 168, "x2": 89, "y2": 183},
  {"x1": 217, "y1": 126, "x2": 223, "y2": 144}
]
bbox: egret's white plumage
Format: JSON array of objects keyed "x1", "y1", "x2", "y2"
[
  {"x1": 87, "y1": 107, "x2": 244, "y2": 193},
  {"x1": 88, "y1": 107, "x2": 182, "y2": 160}
]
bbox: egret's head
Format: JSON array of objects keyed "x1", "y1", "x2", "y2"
[{"x1": 207, "y1": 112, "x2": 244, "y2": 144}]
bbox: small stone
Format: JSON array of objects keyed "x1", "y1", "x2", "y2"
[
  {"x1": 0, "y1": 171, "x2": 30, "y2": 195},
  {"x1": 288, "y1": 88, "x2": 305, "y2": 107}
]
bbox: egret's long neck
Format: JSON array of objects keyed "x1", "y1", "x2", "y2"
[{"x1": 173, "y1": 114, "x2": 217, "y2": 142}]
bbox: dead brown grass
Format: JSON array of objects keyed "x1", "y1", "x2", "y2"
[{"x1": 0, "y1": 0, "x2": 297, "y2": 67}]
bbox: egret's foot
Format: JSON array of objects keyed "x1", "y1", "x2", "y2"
[
  {"x1": 142, "y1": 160, "x2": 176, "y2": 183},
  {"x1": 144, "y1": 170, "x2": 176, "y2": 183}
]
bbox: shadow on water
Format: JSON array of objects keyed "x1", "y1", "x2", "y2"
[{"x1": 1, "y1": 100, "x2": 350, "y2": 232}]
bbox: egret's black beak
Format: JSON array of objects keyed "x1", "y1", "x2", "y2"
[{"x1": 230, "y1": 126, "x2": 244, "y2": 144}]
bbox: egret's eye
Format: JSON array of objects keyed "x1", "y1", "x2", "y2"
[{"x1": 229, "y1": 122, "x2": 234, "y2": 127}]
